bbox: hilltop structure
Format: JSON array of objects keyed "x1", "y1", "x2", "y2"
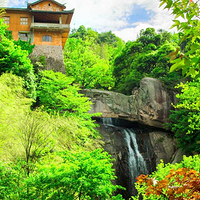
[{"x1": 3, "y1": 0, "x2": 74, "y2": 72}]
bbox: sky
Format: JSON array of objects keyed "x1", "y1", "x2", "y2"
[{"x1": 3, "y1": 0, "x2": 176, "y2": 42}]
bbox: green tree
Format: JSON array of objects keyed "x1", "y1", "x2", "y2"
[
  {"x1": 36, "y1": 70, "x2": 99, "y2": 136},
  {"x1": 166, "y1": 79, "x2": 200, "y2": 153},
  {"x1": 37, "y1": 70, "x2": 91, "y2": 117},
  {"x1": 112, "y1": 28, "x2": 182, "y2": 94},
  {"x1": 0, "y1": 19, "x2": 36, "y2": 98},
  {"x1": 137, "y1": 28, "x2": 162, "y2": 47},
  {"x1": 0, "y1": 73, "x2": 33, "y2": 161},
  {"x1": 0, "y1": 73, "x2": 102, "y2": 169},
  {"x1": 0, "y1": 161, "x2": 25, "y2": 199},
  {"x1": 17, "y1": 110, "x2": 55, "y2": 176},
  {"x1": 161, "y1": 0, "x2": 200, "y2": 154},
  {"x1": 161, "y1": 0, "x2": 200, "y2": 78},
  {"x1": 14, "y1": 39, "x2": 35, "y2": 55},
  {"x1": 65, "y1": 26, "x2": 124, "y2": 90},
  {"x1": 64, "y1": 37, "x2": 115, "y2": 89},
  {"x1": 27, "y1": 149, "x2": 124, "y2": 199}
]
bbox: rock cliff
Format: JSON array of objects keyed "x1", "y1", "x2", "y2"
[{"x1": 82, "y1": 77, "x2": 177, "y2": 129}]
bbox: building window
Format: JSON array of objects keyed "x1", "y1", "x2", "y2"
[
  {"x1": 42, "y1": 35, "x2": 52, "y2": 42},
  {"x1": 48, "y1": 3, "x2": 51, "y2": 6},
  {"x1": 20, "y1": 17, "x2": 28, "y2": 25},
  {"x1": 2, "y1": 16, "x2": 10, "y2": 24},
  {"x1": 18, "y1": 32, "x2": 30, "y2": 41}
]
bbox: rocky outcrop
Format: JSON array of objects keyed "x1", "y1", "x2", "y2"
[
  {"x1": 148, "y1": 131, "x2": 176, "y2": 165},
  {"x1": 82, "y1": 77, "x2": 177, "y2": 128}
]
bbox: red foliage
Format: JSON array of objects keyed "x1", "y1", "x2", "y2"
[{"x1": 136, "y1": 168, "x2": 200, "y2": 199}]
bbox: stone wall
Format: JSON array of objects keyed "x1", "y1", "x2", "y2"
[{"x1": 30, "y1": 45, "x2": 65, "y2": 73}]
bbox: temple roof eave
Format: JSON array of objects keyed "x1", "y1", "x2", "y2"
[
  {"x1": 3, "y1": 7, "x2": 74, "y2": 15},
  {"x1": 30, "y1": 9, "x2": 75, "y2": 15}
]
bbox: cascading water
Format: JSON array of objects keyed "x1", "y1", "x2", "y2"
[
  {"x1": 100, "y1": 118, "x2": 150, "y2": 198},
  {"x1": 124, "y1": 129, "x2": 148, "y2": 180}
]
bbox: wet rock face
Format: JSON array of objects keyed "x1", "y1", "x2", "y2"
[
  {"x1": 97, "y1": 120, "x2": 157, "y2": 199},
  {"x1": 82, "y1": 77, "x2": 177, "y2": 128},
  {"x1": 98, "y1": 124, "x2": 130, "y2": 197}
]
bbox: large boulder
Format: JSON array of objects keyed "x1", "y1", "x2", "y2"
[{"x1": 82, "y1": 77, "x2": 176, "y2": 128}]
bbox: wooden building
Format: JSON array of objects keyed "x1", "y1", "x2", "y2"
[
  {"x1": 3, "y1": 0, "x2": 74, "y2": 49},
  {"x1": 2, "y1": 0, "x2": 74, "y2": 73}
]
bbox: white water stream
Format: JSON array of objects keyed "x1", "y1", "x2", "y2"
[
  {"x1": 123, "y1": 129, "x2": 148, "y2": 179},
  {"x1": 102, "y1": 118, "x2": 148, "y2": 180}
]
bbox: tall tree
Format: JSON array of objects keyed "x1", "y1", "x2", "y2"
[
  {"x1": 161, "y1": 0, "x2": 200, "y2": 78},
  {"x1": 65, "y1": 26, "x2": 124, "y2": 90},
  {"x1": 112, "y1": 28, "x2": 182, "y2": 94},
  {"x1": 162, "y1": 0, "x2": 200, "y2": 154}
]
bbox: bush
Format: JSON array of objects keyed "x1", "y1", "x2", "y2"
[{"x1": 132, "y1": 155, "x2": 200, "y2": 200}]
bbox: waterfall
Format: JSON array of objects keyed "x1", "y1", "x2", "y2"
[
  {"x1": 99, "y1": 117, "x2": 154, "y2": 199},
  {"x1": 102, "y1": 117, "x2": 113, "y2": 126},
  {"x1": 101, "y1": 117, "x2": 148, "y2": 180},
  {"x1": 123, "y1": 129, "x2": 148, "y2": 180}
]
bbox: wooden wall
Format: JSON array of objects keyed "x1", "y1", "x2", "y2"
[
  {"x1": 4, "y1": 10, "x2": 66, "y2": 47},
  {"x1": 5, "y1": 11, "x2": 32, "y2": 41},
  {"x1": 34, "y1": 30, "x2": 62, "y2": 46}
]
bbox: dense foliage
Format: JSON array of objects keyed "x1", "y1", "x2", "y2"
[
  {"x1": 161, "y1": 0, "x2": 200, "y2": 78},
  {"x1": 133, "y1": 155, "x2": 200, "y2": 199},
  {"x1": 65, "y1": 26, "x2": 185, "y2": 95},
  {"x1": 0, "y1": 72, "x2": 121, "y2": 199},
  {"x1": 27, "y1": 149, "x2": 123, "y2": 199},
  {"x1": 37, "y1": 70, "x2": 91, "y2": 117},
  {"x1": 0, "y1": 150, "x2": 123, "y2": 199},
  {"x1": 0, "y1": 19, "x2": 36, "y2": 98},
  {"x1": 166, "y1": 79, "x2": 200, "y2": 153},
  {"x1": 1, "y1": 0, "x2": 200, "y2": 199},
  {"x1": 64, "y1": 26, "x2": 124, "y2": 90},
  {"x1": 162, "y1": 0, "x2": 200, "y2": 153},
  {"x1": 136, "y1": 1, "x2": 200, "y2": 199},
  {"x1": 0, "y1": 17, "x2": 122, "y2": 199},
  {"x1": 112, "y1": 28, "x2": 183, "y2": 94}
]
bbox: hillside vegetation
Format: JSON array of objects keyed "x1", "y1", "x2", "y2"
[
  {"x1": 0, "y1": 15, "x2": 123, "y2": 199},
  {"x1": 64, "y1": 25, "x2": 184, "y2": 95},
  {"x1": 0, "y1": 0, "x2": 200, "y2": 199}
]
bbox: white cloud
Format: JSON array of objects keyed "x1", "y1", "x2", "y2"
[
  {"x1": 60, "y1": 0, "x2": 175, "y2": 41},
  {"x1": 113, "y1": 2, "x2": 175, "y2": 41},
  {"x1": 64, "y1": 0, "x2": 135, "y2": 32},
  {"x1": 113, "y1": 22, "x2": 150, "y2": 42},
  {"x1": 7, "y1": 0, "x2": 25, "y2": 7},
  {"x1": 0, "y1": 0, "x2": 8, "y2": 7}
]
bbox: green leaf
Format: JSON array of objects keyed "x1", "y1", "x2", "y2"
[{"x1": 170, "y1": 58, "x2": 184, "y2": 72}]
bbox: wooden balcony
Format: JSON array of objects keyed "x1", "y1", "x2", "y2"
[{"x1": 30, "y1": 23, "x2": 70, "y2": 31}]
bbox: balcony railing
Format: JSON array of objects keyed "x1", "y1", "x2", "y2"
[{"x1": 30, "y1": 23, "x2": 70, "y2": 31}]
